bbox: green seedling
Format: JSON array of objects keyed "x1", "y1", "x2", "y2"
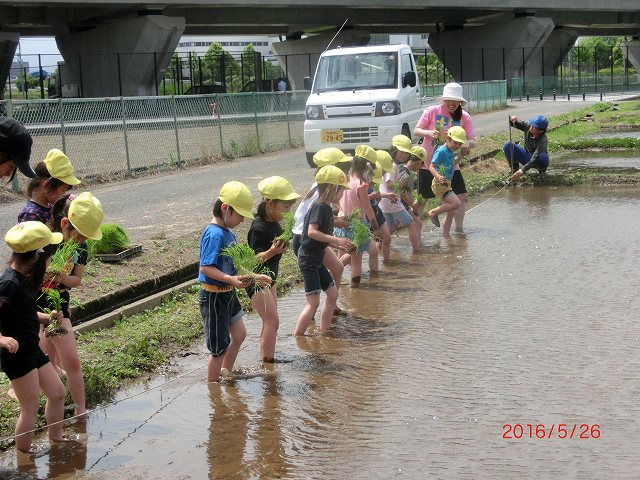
[
  {"x1": 350, "y1": 218, "x2": 372, "y2": 253},
  {"x1": 40, "y1": 289, "x2": 68, "y2": 337},
  {"x1": 88, "y1": 223, "x2": 130, "y2": 255},
  {"x1": 274, "y1": 212, "x2": 295, "y2": 244},
  {"x1": 48, "y1": 241, "x2": 85, "y2": 277},
  {"x1": 222, "y1": 243, "x2": 273, "y2": 286},
  {"x1": 343, "y1": 208, "x2": 361, "y2": 223}
]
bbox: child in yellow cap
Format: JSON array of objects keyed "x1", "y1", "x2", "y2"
[
  {"x1": 378, "y1": 135, "x2": 422, "y2": 253},
  {"x1": 1, "y1": 221, "x2": 66, "y2": 452},
  {"x1": 399, "y1": 145, "x2": 427, "y2": 236},
  {"x1": 368, "y1": 151, "x2": 395, "y2": 262},
  {"x1": 38, "y1": 192, "x2": 103, "y2": 417},
  {"x1": 18, "y1": 149, "x2": 81, "y2": 224},
  {"x1": 292, "y1": 148, "x2": 351, "y2": 313},
  {"x1": 248, "y1": 176, "x2": 300, "y2": 362},
  {"x1": 335, "y1": 145, "x2": 380, "y2": 285},
  {"x1": 199, "y1": 181, "x2": 270, "y2": 382},
  {"x1": 427, "y1": 126, "x2": 467, "y2": 236},
  {"x1": 294, "y1": 166, "x2": 353, "y2": 335}
]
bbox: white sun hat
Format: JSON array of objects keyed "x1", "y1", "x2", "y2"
[{"x1": 437, "y1": 82, "x2": 467, "y2": 107}]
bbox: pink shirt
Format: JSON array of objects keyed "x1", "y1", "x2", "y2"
[
  {"x1": 416, "y1": 104, "x2": 475, "y2": 170},
  {"x1": 378, "y1": 163, "x2": 404, "y2": 214},
  {"x1": 338, "y1": 175, "x2": 367, "y2": 218}
]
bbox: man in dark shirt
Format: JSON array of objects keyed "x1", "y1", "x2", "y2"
[{"x1": 503, "y1": 115, "x2": 549, "y2": 181}]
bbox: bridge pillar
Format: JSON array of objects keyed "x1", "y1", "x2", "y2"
[
  {"x1": 56, "y1": 15, "x2": 184, "y2": 97},
  {"x1": 622, "y1": 38, "x2": 640, "y2": 73},
  {"x1": 0, "y1": 32, "x2": 19, "y2": 100},
  {"x1": 428, "y1": 17, "x2": 556, "y2": 84},
  {"x1": 271, "y1": 30, "x2": 370, "y2": 90}
]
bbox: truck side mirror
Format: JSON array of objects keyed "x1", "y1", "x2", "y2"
[
  {"x1": 403, "y1": 71, "x2": 417, "y2": 88},
  {"x1": 303, "y1": 77, "x2": 312, "y2": 90}
]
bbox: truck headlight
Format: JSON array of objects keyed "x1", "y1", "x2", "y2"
[
  {"x1": 375, "y1": 101, "x2": 400, "y2": 116},
  {"x1": 306, "y1": 105, "x2": 324, "y2": 120}
]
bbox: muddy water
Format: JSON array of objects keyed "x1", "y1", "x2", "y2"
[
  {"x1": 1, "y1": 186, "x2": 640, "y2": 479},
  {"x1": 554, "y1": 150, "x2": 640, "y2": 170}
]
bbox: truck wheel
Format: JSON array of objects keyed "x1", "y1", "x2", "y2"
[
  {"x1": 305, "y1": 152, "x2": 316, "y2": 168},
  {"x1": 401, "y1": 124, "x2": 411, "y2": 139}
]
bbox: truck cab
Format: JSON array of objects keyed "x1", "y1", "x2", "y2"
[{"x1": 303, "y1": 44, "x2": 422, "y2": 166}]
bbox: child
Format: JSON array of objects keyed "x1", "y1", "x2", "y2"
[
  {"x1": 39, "y1": 192, "x2": 104, "y2": 417},
  {"x1": 18, "y1": 149, "x2": 81, "y2": 224},
  {"x1": 335, "y1": 145, "x2": 380, "y2": 285},
  {"x1": 248, "y1": 176, "x2": 300, "y2": 362},
  {"x1": 292, "y1": 148, "x2": 350, "y2": 310},
  {"x1": 294, "y1": 166, "x2": 353, "y2": 335},
  {"x1": 378, "y1": 135, "x2": 421, "y2": 253},
  {"x1": 1, "y1": 221, "x2": 65, "y2": 452},
  {"x1": 427, "y1": 126, "x2": 467, "y2": 236},
  {"x1": 400, "y1": 146, "x2": 426, "y2": 236},
  {"x1": 368, "y1": 155, "x2": 394, "y2": 263},
  {"x1": 504, "y1": 115, "x2": 550, "y2": 181},
  {"x1": 199, "y1": 181, "x2": 270, "y2": 382},
  {"x1": 0, "y1": 117, "x2": 37, "y2": 180}
]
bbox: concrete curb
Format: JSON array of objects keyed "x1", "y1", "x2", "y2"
[{"x1": 75, "y1": 279, "x2": 198, "y2": 334}]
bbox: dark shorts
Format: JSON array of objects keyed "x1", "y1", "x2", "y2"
[
  {"x1": 199, "y1": 289, "x2": 243, "y2": 357},
  {"x1": 292, "y1": 234, "x2": 301, "y2": 257},
  {"x1": 418, "y1": 169, "x2": 436, "y2": 199},
  {"x1": 373, "y1": 203, "x2": 386, "y2": 227},
  {"x1": 298, "y1": 253, "x2": 334, "y2": 295},
  {"x1": 451, "y1": 169, "x2": 467, "y2": 195},
  {"x1": 1, "y1": 347, "x2": 49, "y2": 380}
]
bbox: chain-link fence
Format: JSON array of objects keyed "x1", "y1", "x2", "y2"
[
  {"x1": 1, "y1": 91, "x2": 306, "y2": 192},
  {"x1": 1, "y1": 79, "x2": 507, "y2": 191}
]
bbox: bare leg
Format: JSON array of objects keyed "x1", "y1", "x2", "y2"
[
  {"x1": 453, "y1": 192, "x2": 468, "y2": 232},
  {"x1": 377, "y1": 223, "x2": 391, "y2": 261},
  {"x1": 207, "y1": 355, "x2": 224, "y2": 382},
  {"x1": 221, "y1": 318, "x2": 247, "y2": 372},
  {"x1": 319, "y1": 285, "x2": 339, "y2": 332},
  {"x1": 50, "y1": 317, "x2": 85, "y2": 415},
  {"x1": 38, "y1": 363, "x2": 65, "y2": 442},
  {"x1": 251, "y1": 285, "x2": 279, "y2": 362},
  {"x1": 350, "y1": 251, "x2": 363, "y2": 284},
  {"x1": 407, "y1": 220, "x2": 421, "y2": 253},
  {"x1": 294, "y1": 293, "x2": 320, "y2": 335},
  {"x1": 10, "y1": 369, "x2": 41, "y2": 452},
  {"x1": 368, "y1": 240, "x2": 379, "y2": 272},
  {"x1": 323, "y1": 248, "x2": 344, "y2": 291}
]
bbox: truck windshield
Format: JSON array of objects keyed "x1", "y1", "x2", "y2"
[{"x1": 313, "y1": 52, "x2": 398, "y2": 93}]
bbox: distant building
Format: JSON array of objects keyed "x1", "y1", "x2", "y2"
[{"x1": 175, "y1": 35, "x2": 276, "y2": 60}]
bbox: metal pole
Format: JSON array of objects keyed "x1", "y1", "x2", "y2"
[
  {"x1": 172, "y1": 95, "x2": 182, "y2": 163},
  {"x1": 58, "y1": 97, "x2": 67, "y2": 153},
  {"x1": 481, "y1": 48, "x2": 485, "y2": 81},
  {"x1": 121, "y1": 96, "x2": 131, "y2": 173},
  {"x1": 6, "y1": 101, "x2": 19, "y2": 192},
  {"x1": 154, "y1": 52, "x2": 159, "y2": 95},
  {"x1": 215, "y1": 94, "x2": 224, "y2": 157},
  {"x1": 577, "y1": 46, "x2": 581, "y2": 92},
  {"x1": 78, "y1": 53, "x2": 84, "y2": 97},
  {"x1": 502, "y1": 47, "x2": 506, "y2": 83},
  {"x1": 38, "y1": 54, "x2": 44, "y2": 99},
  {"x1": 117, "y1": 53, "x2": 123, "y2": 96},
  {"x1": 286, "y1": 91, "x2": 292, "y2": 146},
  {"x1": 459, "y1": 48, "x2": 463, "y2": 82},
  {"x1": 253, "y1": 92, "x2": 260, "y2": 152},
  {"x1": 442, "y1": 49, "x2": 446, "y2": 83},
  {"x1": 22, "y1": 66, "x2": 27, "y2": 99},
  {"x1": 610, "y1": 46, "x2": 614, "y2": 93}
]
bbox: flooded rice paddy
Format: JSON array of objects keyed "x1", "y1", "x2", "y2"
[
  {"x1": 554, "y1": 150, "x2": 640, "y2": 170},
  {"x1": 1, "y1": 185, "x2": 639, "y2": 479}
]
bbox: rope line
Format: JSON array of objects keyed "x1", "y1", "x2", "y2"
[{"x1": 465, "y1": 177, "x2": 513, "y2": 215}]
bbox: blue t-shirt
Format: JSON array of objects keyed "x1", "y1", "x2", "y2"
[
  {"x1": 431, "y1": 145, "x2": 456, "y2": 181},
  {"x1": 198, "y1": 223, "x2": 237, "y2": 286}
]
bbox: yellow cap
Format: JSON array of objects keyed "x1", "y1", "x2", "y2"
[
  {"x1": 313, "y1": 148, "x2": 352, "y2": 167},
  {"x1": 447, "y1": 126, "x2": 467, "y2": 144},
  {"x1": 68, "y1": 192, "x2": 104, "y2": 240},
  {"x1": 257, "y1": 176, "x2": 301, "y2": 201},
  {"x1": 43, "y1": 149, "x2": 81, "y2": 186},
  {"x1": 5, "y1": 221, "x2": 63, "y2": 253},
  {"x1": 391, "y1": 135, "x2": 412, "y2": 153},
  {"x1": 376, "y1": 150, "x2": 393, "y2": 173},
  {"x1": 410, "y1": 145, "x2": 427, "y2": 162},
  {"x1": 219, "y1": 181, "x2": 254, "y2": 219},
  {"x1": 315, "y1": 165, "x2": 350, "y2": 189},
  {"x1": 354, "y1": 145, "x2": 378, "y2": 164},
  {"x1": 371, "y1": 161, "x2": 383, "y2": 184}
]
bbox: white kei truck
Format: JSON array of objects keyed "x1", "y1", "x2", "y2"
[{"x1": 303, "y1": 44, "x2": 423, "y2": 166}]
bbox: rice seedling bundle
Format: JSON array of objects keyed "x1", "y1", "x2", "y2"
[
  {"x1": 350, "y1": 218, "x2": 372, "y2": 252},
  {"x1": 88, "y1": 223, "x2": 130, "y2": 254},
  {"x1": 47, "y1": 241, "x2": 85, "y2": 276},
  {"x1": 40, "y1": 289, "x2": 68, "y2": 337},
  {"x1": 275, "y1": 212, "x2": 295, "y2": 244}
]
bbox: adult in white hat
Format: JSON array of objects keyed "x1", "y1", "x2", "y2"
[{"x1": 413, "y1": 82, "x2": 476, "y2": 233}]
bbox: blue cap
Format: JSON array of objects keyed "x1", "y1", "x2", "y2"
[{"x1": 529, "y1": 115, "x2": 548, "y2": 130}]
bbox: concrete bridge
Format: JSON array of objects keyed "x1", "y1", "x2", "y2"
[{"x1": 1, "y1": 1, "x2": 640, "y2": 97}]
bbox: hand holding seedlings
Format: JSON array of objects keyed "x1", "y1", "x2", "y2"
[
  {"x1": 40, "y1": 289, "x2": 68, "y2": 337},
  {"x1": 222, "y1": 243, "x2": 275, "y2": 288},
  {"x1": 274, "y1": 212, "x2": 295, "y2": 245}
]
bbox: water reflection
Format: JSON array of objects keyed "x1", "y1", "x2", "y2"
[
  {"x1": 554, "y1": 149, "x2": 640, "y2": 169},
  {"x1": 1, "y1": 186, "x2": 640, "y2": 478}
]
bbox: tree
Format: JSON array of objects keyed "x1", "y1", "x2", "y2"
[
  {"x1": 572, "y1": 36, "x2": 627, "y2": 73},
  {"x1": 203, "y1": 42, "x2": 239, "y2": 90}
]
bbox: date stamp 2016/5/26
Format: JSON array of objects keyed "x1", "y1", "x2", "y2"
[{"x1": 503, "y1": 423, "x2": 600, "y2": 440}]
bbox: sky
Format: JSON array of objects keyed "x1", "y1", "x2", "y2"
[{"x1": 16, "y1": 37, "x2": 63, "y2": 70}]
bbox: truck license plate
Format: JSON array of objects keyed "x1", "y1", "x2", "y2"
[{"x1": 321, "y1": 129, "x2": 344, "y2": 143}]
